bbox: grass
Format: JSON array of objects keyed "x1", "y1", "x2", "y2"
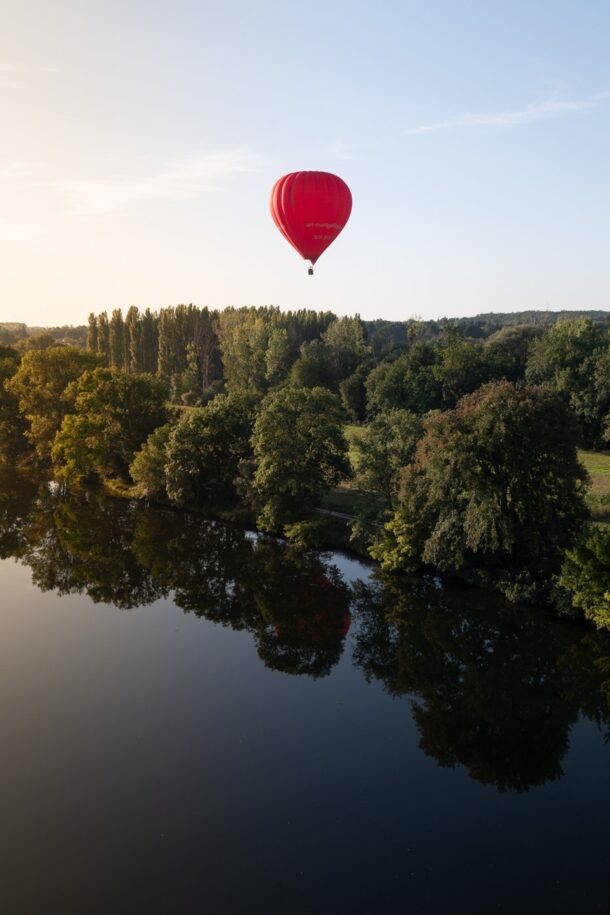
[{"x1": 580, "y1": 450, "x2": 610, "y2": 523}]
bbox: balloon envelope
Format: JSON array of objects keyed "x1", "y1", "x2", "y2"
[{"x1": 270, "y1": 171, "x2": 352, "y2": 265}]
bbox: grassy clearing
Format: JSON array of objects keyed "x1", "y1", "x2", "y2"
[{"x1": 580, "y1": 450, "x2": 610, "y2": 523}]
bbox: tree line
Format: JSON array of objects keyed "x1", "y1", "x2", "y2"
[{"x1": 0, "y1": 305, "x2": 609, "y2": 628}]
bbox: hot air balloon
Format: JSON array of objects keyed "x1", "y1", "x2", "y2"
[{"x1": 270, "y1": 171, "x2": 352, "y2": 274}]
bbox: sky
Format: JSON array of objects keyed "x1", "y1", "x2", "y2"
[{"x1": 2, "y1": 0, "x2": 610, "y2": 325}]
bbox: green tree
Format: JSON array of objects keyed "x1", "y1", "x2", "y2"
[
  {"x1": 97, "y1": 311, "x2": 110, "y2": 363},
  {"x1": 322, "y1": 315, "x2": 370, "y2": 383},
  {"x1": 109, "y1": 308, "x2": 125, "y2": 369},
  {"x1": 525, "y1": 318, "x2": 609, "y2": 445},
  {"x1": 86, "y1": 313, "x2": 98, "y2": 352},
  {"x1": 164, "y1": 392, "x2": 257, "y2": 505},
  {"x1": 0, "y1": 346, "x2": 29, "y2": 461},
  {"x1": 289, "y1": 339, "x2": 334, "y2": 389},
  {"x1": 52, "y1": 368, "x2": 168, "y2": 484},
  {"x1": 265, "y1": 327, "x2": 291, "y2": 385},
  {"x1": 433, "y1": 335, "x2": 489, "y2": 407},
  {"x1": 129, "y1": 423, "x2": 173, "y2": 498},
  {"x1": 560, "y1": 525, "x2": 610, "y2": 630},
  {"x1": 366, "y1": 343, "x2": 442, "y2": 416},
  {"x1": 340, "y1": 362, "x2": 371, "y2": 421},
  {"x1": 354, "y1": 409, "x2": 422, "y2": 511},
  {"x1": 371, "y1": 381, "x2": 588, "y2": 604},
  {"x1": 5, "y1": 347, "x2": 102, "y2": 460},
  {"x1": 250, "y1": 386, "x2": 349, "y2": 531}
]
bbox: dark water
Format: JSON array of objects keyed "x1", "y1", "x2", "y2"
[{"x1": 1, "y1": 470, "x2": 610, "y2": 914}]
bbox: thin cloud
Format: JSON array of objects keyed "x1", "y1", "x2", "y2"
[
  {"x1": 57, "y1": 151, "x2": 256, "y2": 215},
  {"x1": 405, "y1": 95, "x2": 605, "y2": 136}
]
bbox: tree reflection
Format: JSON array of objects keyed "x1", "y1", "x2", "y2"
[
  {"x1": 3, "y1": 478, "x2": 610, "y2": 781},
  {"x1": 0, "y1": 482, "x2": 352, "y2": 676},
  {"x1": 352, "y1": 573, "x2": 610, "y2": 791}
]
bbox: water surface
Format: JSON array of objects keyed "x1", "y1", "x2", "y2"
[{"x1": 1, "y1": 471, "x2": 609, "y2": 914}]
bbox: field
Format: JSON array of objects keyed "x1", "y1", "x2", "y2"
[
  {"x1": 325, "y1": 431, "x2": 610, "y2": 525},
  {"x1": 580, "y1": 450, "x2": 610, "y2": 522}
]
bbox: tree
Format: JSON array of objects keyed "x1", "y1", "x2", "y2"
[
  {"x1": 109, "y1": 308, "x2": 125, "y2": 369},
  {"x1": 289, "y1": 339, "x2": 334, "y2": 389},
  {"x1": 86, "y1": 313, "x2": 98, "y2": 352},
  {"x1": 484, "y1": 324, "x2": 544, "y2": 382},
  {"x1": 365, "y1": 343, "x2": 442, "y2": 416},
  {"x1": 124, "y1": 306, "x2": 141, "y2": 373},
  {"x1": 0, "y1": 346, "x2": 29, "y2": 461},
  {"x1": 371, "y1": 381, "x2": 588, "y2": 604},
  {"x1": 433, "y1": 335, "x2": 489, "y2": 407},
  {"x1": 560, "y1": 525, "x2": 610, "y2": 630},
  {"x1": 354, "y1": 409, "x2": 422, "y2": 511},
  {"x1": 340, "y1": 362, "x2": 371, "y2": 421},
  {"x1": 525, "y1": 318, "x2": 609, "y2": 445},
  {"x1": 265, "y1": 327, "x2": 291, "y2": 385},
  {"x1": 322, "y1": 315, "x2": 370, "y2": 383},
  {"x1": 164, "y1": 392, "x2": 257, "y2": 505},
  {"x1": 5, "y1": 347, "x2": 102, "y2": 460},
  {"x1": 51, "y1": 369, "x2": 168, "y2": 484},
  {"x1": 97, "y1": 311, "x2": 110, "y2": 363},
  {"x1": 250, "y1": 386, "x2": 350, "y2": 531},
  {"x1": 129, "y1": 424, "x2": 173, "y2": 498}
]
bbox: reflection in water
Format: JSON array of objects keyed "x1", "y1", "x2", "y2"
[
  {"x1": 352, "y1": 573, "x2": 610, "y2": 791},
  {"x1": 2, "y1": 465, "x2": 610, "y2": 791}
]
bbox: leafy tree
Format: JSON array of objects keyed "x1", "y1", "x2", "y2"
[
  {"x1": 109, "y1": 308, "x2": 125, "y2": 369},
  {"x1": 16, "y1": 333, "x2": 58, "y2": 352},
  {"x1": 164, "y1": 392, "x2": 257, "y2": 505},
  {"x1": 484, "y1": 324, "x2": 544, "y2": 382},
  {"x1": 5, "y1": 347, "x2": 102, "y2": 460},
  {"x1": 86, "y1": 312, "x2": 98, "y2": 352},
  {"x1": 365, "y1": 342, "x2": 442, "y2": 416},
  {"x1": 250, "y1": 386, "x2": 349, "y2": 531},
  {"x1": 371, "y1": 381, "x2": 588, "y2": 604},
  {"x1": 52, "y1": 368, "x2": 168, "y2": 483},
  {"x1": 525, "y1": 318, "x2": 609, "y2": 445},
  {"x1": 289, "y1": 339, "x2": 334, "y2": 389},
  {"x1": 129, "y1": 424, "x2": 173, "y2": 498},
  {"x1": 340, "y1": 362, "x2": 371, "y2": 421},
  {"x1": 354, "y1": 409, "x2": 422, "y2": 511},
  {"x1": 0, "y1": 346, "x2": 29, "y2": 461},
  {"x1": 560, "y1": 525, "x2": 610, "y2": 630},
  {"x1": 96, "y1": 311, "x2": 110, "y2": 363},
  {"x1": 322, "y1": 315, "x2": 370, "y2": 382},
  {"x1": 265, "y1": 327, "x2": 291, "y2": 385},
  {"x1": 433, "y1": 335, "x2": 489, "y2": 407}
]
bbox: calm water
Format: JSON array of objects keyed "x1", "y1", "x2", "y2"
[{"x1": 1, "y1": 470, "x2": 610, "y2": 914}]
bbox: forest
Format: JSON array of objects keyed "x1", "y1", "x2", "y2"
[{"x1": 0, "y1": 303, "x2": 609, "y2": 629}]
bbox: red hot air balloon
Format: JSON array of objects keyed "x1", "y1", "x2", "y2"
[{"x1": 270, "y1": 171, "x2": 352, "y2": 274}]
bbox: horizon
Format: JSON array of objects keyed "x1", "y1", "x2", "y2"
[{"x1": 2, "y1": 1, "x2": 610, "y2": 325}]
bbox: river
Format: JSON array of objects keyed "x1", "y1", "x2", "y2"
[{"x1": 0, "y1": 469, "x2": 609, "y2": 914}]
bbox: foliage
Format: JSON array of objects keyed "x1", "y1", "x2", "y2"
[
  {"x1": 0, "y1": 346, "x2": 29, "y2": 461},
  {"x1": 164, "y1": 392, "x2": 257, "y2": 504},
  {"x1": 5, "y1": 347, "x2": 102, "y2": 460},
  {"x1": 525, "y1": 318, "x2": 610, "y2": 446},
  {"x1": 365, "y1": 342, "x2": 442, "y2": 415},
  {"x1": 561, "y1": 525, "x2": 610, "y2": 630},
  {"x1": 339, "y1": 362, "x2": 371, "y2": 421},
  {"x1": 372, "y1": 381, "x2": 588, "y2": 603},
  {"x1": 129, "y1": 424, "x2": 173, "y2": 498},
  {"x1": 353, "y1": 409, "x2": 422, "y2": 511},
  {"x1": 51, "y1": 368, "x2": 168, "y2": 484},
  {"x1": 250, "y1": 386, "x2": 350, "y2": 531}
]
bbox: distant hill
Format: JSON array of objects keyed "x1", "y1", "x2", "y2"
[{"x1": 0, "y1": 323, "x2": 87, "y2": 347}]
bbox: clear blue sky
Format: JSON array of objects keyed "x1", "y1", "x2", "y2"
[{"x1": 2, "y1": 0, "x2": 610, "y2": 324}]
